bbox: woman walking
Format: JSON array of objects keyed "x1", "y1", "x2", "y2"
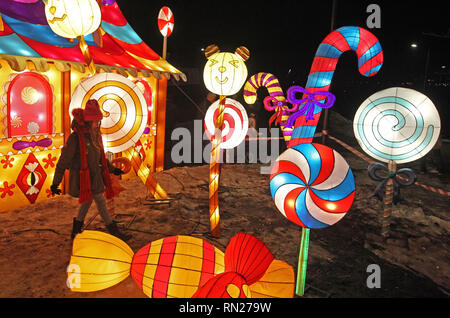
[{"x1": 51, "y1": 99, "x2": 131, "y2": 241}]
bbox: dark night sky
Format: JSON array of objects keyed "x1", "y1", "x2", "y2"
[{"x1": 117, "y1": 0, "x2": 450, "y2": 137}]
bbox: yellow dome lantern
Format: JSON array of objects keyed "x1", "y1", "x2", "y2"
[
  {"x1": 44, "y1": 0, "x2": 101, "y2": 38},
  {"x1": 43, "y1": 0, "x2": 102, "y2": 74}
]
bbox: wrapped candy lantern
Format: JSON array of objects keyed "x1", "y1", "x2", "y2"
[{"x1": 67, "y1": 231, "x2": 294, "y2": 298}]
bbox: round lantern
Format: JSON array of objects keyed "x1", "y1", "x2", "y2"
[
  {"x1": 44, "y1": 0, "x2": 102, "y2": 39},
  {"x1": 203, "y1": 45, "x2": 250, "y2": 96}
]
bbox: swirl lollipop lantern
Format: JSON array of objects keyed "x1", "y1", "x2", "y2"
[
  {"x1": 289, "y1": 26, "x2": 383, "y2": 147},
  {"x1": 353, "y1": 87, "x2": 441, "y2": 164},
  {"x1": 354, "y1": 87, "x2": 440, "y2": 236},
  {"x1": 203, "y1": 45, "x2": 250, "y2": 236},
  {"x1": 270, "y1": 143, "x2": 355, "y2": 296},
  {"x1": 69, "y1": 72, "x2": 148, "y2": 154},
  {"x1": 244, "y1": 73, "x2": 295, "y2": 144},
  {"x1": 204, "y1": 98, "x2": 249, "y2": 149},
  {"x1": 270, "y1": 143, "x2": 355, "y2": 229}
]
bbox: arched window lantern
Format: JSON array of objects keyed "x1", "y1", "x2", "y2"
[{"x1": 7, "y1": 72, "x2": 53, "y2": 137}]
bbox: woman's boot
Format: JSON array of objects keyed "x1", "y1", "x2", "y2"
[
  {"x1": 106, "y1": 221, "x2": 132, "y2": 241},
  {"x1": 71, "y1": 217, "x2": 84, "y2": 239}
]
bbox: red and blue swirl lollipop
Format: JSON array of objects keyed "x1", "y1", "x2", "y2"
[
  {"x1": 270, "y1": 143, "x2": 355, "y2": 296},
  {"x1": 270, "y1": 143, "x2": 355, "y2": 229}
]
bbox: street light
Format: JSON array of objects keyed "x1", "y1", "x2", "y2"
[{"x1": 410, "y1": 42, "x2": 430, "y2": 89}]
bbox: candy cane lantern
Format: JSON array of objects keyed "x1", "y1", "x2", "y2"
[{"x1": 272, "y1": 26, "x2": 383, "y2": 296}]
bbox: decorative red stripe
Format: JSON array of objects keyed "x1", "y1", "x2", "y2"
[
  {"x1": 311, "y1": 144, "x2": 335, "y2": 186},
  {"x1": 310, "y1": 56, "x2": 339, "y2": 73},
  {"x1": 199, "y1": 241, "x2": 216, "y2": 288},
  {"x1": 358, "y1": 51, "x2": 383, "y2": 76},
  {"x1": 101, "y1": 2, "x2": 128, "y2": 26},
  {"x1": 152, "y1": 236, "x2": 177, "y2": 298},
  {"x1": 293, "y1": 112, "x2": 321, "y2": 127},
  {"x1": 309, "y1": 190, "x2": 355, "y2": 213},
  {"x1": 284, "y1": 187, "x2": 307, "y2": 227},
  {"x1": 288, "y1": 137, "x2": 314, "y2": 147},
  {"x1": 322, "y1": 30, "x2": 351, "y2": 52},
  {"x1": 0, "y1": 21, "x2": 14, "y2": 36},
  {"x1": 130, "y1": 243, "x2": 151, "y2": 290},
  {"x1": 356, "y1": 28, "x2": 379, "y2": 57},
  {"x1": 18, "y1": 34, "x2": 84, "y2": 62},
  {"x1": 270, "y1": 160, "x2": 307, "y2": 184},
  {"x1": 112, "y1": 36, "x2": 160, "y2": 61}
]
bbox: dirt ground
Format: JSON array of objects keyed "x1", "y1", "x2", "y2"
[{"x1": 0, "y1": 112, "x2": 449, "y2": 298}]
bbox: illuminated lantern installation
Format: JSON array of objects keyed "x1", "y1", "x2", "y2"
[
  {"x1": 243, "y1": 73, "x2": 296, "y2": 144},
  {"x1": 192, "y1": 233, "x2": 274, "y2": 298},
  {"x1": 44, "y1": 0, "x2": 101, "y2": 38},
  {"x1": 135, "y1": 79, "x2": 153, "y2": 125},
  {"x1": 288, "y1": 26, "x2": 383, "y2": 147},
  {"x1": 353, "y1": 87, "x2": 440, "y2": 165},
  {"x1": 204, "y1": 98, "x2": 248, "y2": 149},
  {"x1": 69, "y1": 72, "x2": 148, "y2": 154},
  {"x1": 158, "y1": 6, "x2": 174, "y2": 59},
  {"x1": 67, "y1": 230, "x2": 295, "y2": 298},
  {"x1": 203, "y1": 45, "x2": 249, "y2": 96},
  {"x1": 7, "y1": 72, "x2": 53, "y2": 137},
  {"x1": 268, "y1": 27, "x2": 380, "y2": 296},
  {"x1": 16, "y1": 153, "x2": 47, "y2": 204},
  {"x1": 203, "y1": 45, "x2": 250, "y2": 236},
  {"x1": 44, "y1": 0, "x2": 102, "y2": 74},
  {"x1": 353, "y1": 87, "x2": 440, "y2": 236},
  {"x1": 0, "y1": 1, "x2": 185, "y2": 212},
  {"x1": 270, "y1": 143, "x2": 355, "y2": 229},
  {"x1": 270, "y1": 143, "x2": 356, "y2": 297}
]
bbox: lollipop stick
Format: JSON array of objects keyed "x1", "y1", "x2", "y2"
[
  {"x1": 381, "y1": 160, "x2": 396, "y2": 237},
  {"x1": 162, "y1": 35, "x2": 167, "y2": 59},
  {"x1": 209, "y1": 95, "x2": 226, "y2": 236},
  {"x1": 296, "y1": 227, "x2": 310, "y2": 296}
]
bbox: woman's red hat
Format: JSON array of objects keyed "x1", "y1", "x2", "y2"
[{"x1": 83, "y1": 99, "x2": 103, "y2": 122}]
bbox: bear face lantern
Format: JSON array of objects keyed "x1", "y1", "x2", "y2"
[{"x1": 203, "y1": 45, "x2": 250, "y2": 96}]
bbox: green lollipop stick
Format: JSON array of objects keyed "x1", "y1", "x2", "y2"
[{"x1": 296, "y1": 227, "x2": 310, "y2": 296}]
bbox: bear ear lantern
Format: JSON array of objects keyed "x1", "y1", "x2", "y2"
[{"x1": 203, "y1": 45, "x2": 250, "y2": 96}]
